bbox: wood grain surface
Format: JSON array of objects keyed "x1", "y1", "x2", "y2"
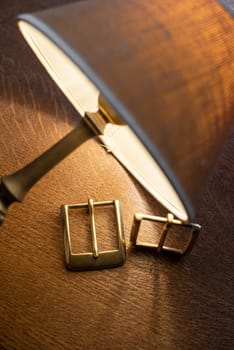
[{"x1": 0, "y1": 1, "x2": 233, "y2": 349}]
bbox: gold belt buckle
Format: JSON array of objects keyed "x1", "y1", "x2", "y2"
[
  {"x1": 130, "y1": 213, "x2": 201, "y2": 255},
  {"x1": 61, "y1": 199, "x2": 126, "y2": 270}
]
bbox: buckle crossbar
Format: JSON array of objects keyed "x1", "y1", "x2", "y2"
[
  {"x1": 130, "y1": 213, "x2": 201, "y2": 255},
  {"x1": 61, "y1": 199, "x2": 126, "y2": 270}
]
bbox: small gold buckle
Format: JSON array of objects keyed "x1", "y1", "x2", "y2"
[
  {"x1": 130, "y1": 213, "x2": 201, "y2": 255},
  {"x1": 61, "y1": 199, "x2": 126, "y2": 270}
]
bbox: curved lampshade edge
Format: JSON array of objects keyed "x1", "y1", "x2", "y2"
[{"x1": 16, "y1": 13, "x2": 196, "y2": 221}]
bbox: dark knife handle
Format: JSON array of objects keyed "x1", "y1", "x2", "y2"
[{"x1": 0, "y1": 120, "x2": 93, "y2": 226}]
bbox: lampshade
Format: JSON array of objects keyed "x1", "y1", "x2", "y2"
[{"x1": 17, "y1": 0, "x2": 234, "y2": 222}]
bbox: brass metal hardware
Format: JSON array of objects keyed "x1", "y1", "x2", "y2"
[
  {"x1": 130, "y1": 213, "x2": 201, "y2": 255},
  {"x1": 61, "y1": 199, "x2": 126, "y2": 270}
]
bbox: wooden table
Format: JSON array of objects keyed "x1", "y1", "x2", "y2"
[{"x1": 0, "y1": 1, "x2": 233, "y2": 349}]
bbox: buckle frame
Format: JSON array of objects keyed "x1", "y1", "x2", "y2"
[
  {"x1": 61, "y1": 199, "x2": 126, "y2": 270},
  {"x1": 130, "y1": 213, "x2": 201, "y2": 255}
]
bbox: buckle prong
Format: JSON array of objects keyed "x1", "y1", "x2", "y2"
[
  {"x1": 88, "y1": 199, "x2": 98, "y2": 258},
  {"x1": 130, "y1": 212, "x2": 201, "y2": 255},
  {"x1": 61, "y1": 199, "x2": 126, "y2": 270}
]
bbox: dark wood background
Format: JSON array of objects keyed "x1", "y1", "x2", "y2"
[{"x1": 0, "y1": 1, "x2": 233, "y2": 349}]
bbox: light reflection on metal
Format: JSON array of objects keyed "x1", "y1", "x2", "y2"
[
  {"x1": 130, "y1": 212, "x2": 201, "y2": 256},
  {"x1": 61, "y1": 199, "x2": 126, "y2": 270}
]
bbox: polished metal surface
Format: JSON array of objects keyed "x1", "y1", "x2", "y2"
[
  {"x1": 61, "y1": 199, "x2": 126, "y2": 270},
  {"x1": 130, "y1": 213, "x2": 201, "y2": 255}
]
